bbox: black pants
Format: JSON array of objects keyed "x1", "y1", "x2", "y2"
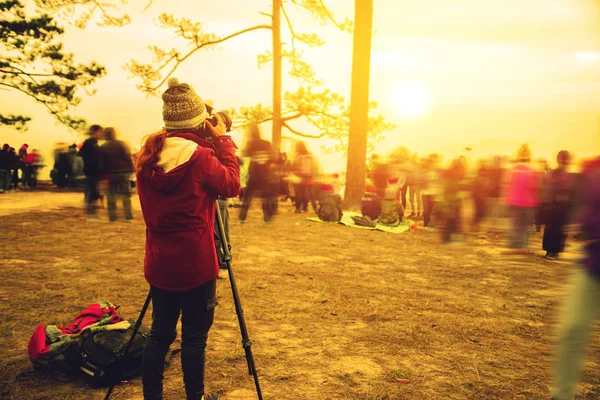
[
  {"x1": 85, "y1": 175, "x2": 100, "y2": 215},
  {"x1": 293, "y1": 183, "x2": 309, "y2": 212},
  {"x1": 239, "y1": 182, "x2": 271, "y2": 222},
  {"x1": 422, "y1": 195, "x2": 435, "y2": 227},
  {"x1": 543, "y1": 203, "x2": 570, "y2": 254},
  {"x1": 143, "y1": 280, "x2": 217, "y2": 400}
]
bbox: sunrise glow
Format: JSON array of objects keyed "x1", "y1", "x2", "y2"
[{"x1": 391, "y1": 80, "x2": 431, "y2": 119}]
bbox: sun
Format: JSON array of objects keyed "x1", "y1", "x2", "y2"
[{"x1": 392, "y1": 80, "x2": 431, "y2": 119}]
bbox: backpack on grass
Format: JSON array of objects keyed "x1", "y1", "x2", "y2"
[
  {"x1": 317, "y1": 184, "x2": 342, "y2": 222},
  {"x1": 28, "y1": 302, "x2": 149, "y2": 387},
  {"x1": 76, "y1": 320, "x2": 149, "y2": 387},
  {"x1": 379, "y1": 198, "x2": 404, "y2": 227},
  {"x1": 318, "y1": 193, "x2": 342, "y2": 222}
]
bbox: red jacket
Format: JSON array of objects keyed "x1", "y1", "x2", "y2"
[{"x1": 137, "y1": 133, "x2": 240, "y2": 291}]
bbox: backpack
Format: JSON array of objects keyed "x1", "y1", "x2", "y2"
[
  {"x1": 76, "y1": 320, "x2": 150, "y2": 387},
  {"x1": 28, "y1": 302, "x2": 149, "y2": 387},
  {"x1": 379, "y1": 198, "x2": 403, "y2": 226},
  {"x1": 318, "y1": 193, "x2": 342, "y2": 222},
  {"x1": 361, "y1": 194, "x2": 382, "y2": 220}
]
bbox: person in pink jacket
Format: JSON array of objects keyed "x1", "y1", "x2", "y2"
[{"x1": 505, "y1": 144, "x2": 540, "y2": 251}]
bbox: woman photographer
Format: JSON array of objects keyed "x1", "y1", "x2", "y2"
[{"x1": 136, "y1": 77, "x2": 240, "y2": 400}]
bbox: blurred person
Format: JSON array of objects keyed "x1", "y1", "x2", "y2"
[
  {"x1": 291, "y1": 141, "x2": 318, "y2": 214},
  {"x1": 471, "y1": 160, "x2": 489, "y2": 233},
  {"x1": 388, "y1": 147, "x2": 411, "y2": 210},
  {"x1": 53, "y1": 146, "x2": 71, "y2": 188},
  {"x1": 440, "y1": 158, "x2": 467, "y2": 242},
  {"x1": 543, "y1": 151, "x2": 576, "y2": 260},
  {"x1": 18, "y1": 144, "x2": 28, "y2": 188},
  {"x1": 0, "y1": 144, "x2": 10, "y2": 193},
  {"x1": 79, "y1": 125, "x2": 104, "y2": 220},
  {"x1": 239, "y1": 125, "x2": 275, "y2": 224},
  {"x1": 408, "y1": 154, "x2": 423, "y2": 217},
  {"x1": 9, "y1": 147, "x2": 19, "y2": 190},
  {"x1": 370, "y1": 154, "x2": 389, "y2": 198},
  {"x1": 72, "y1": 150, "x2": 85, "y2": 188},
  {"x1": 535, "y1": 158, "x2": 551, "y2": 232},
  {"x1": 552, "y1": 156, "x2": 600, "y2": 400},
  {"x1": 24, "y1": 149, "x2": 44, "y2": 187},
  {"x1": 99, "y1": 127, "x2": 134, "y2": 222},
  {"x1": 421, "y1": 154, "x2": 442, "y2": 229},
  {"x1": 136, "y1": 77, "x2": 239, "y2": 400},
  {"x1": 486, "y1": 156, "x2": 505, "y2": 232},
  {"x1": 67, "y1": 144, "x2": 79, "y2": 187},
  {"x1": 506, "y1": 144, "x2": 540, "y2": 252}
]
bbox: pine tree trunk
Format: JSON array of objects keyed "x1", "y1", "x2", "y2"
[
  {"x1": 344, "y1": 0, "x2": 374, "y2": 209},
  {"x1": 271, "y1": 0, "x2": 283, "y2": 150}
]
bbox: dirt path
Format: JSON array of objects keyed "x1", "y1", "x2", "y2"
[
  {"x1": 0, "y1": 190, "x2": 141, "y2": 216},
  {"x1": 0, "y1": 192, "x2": 598, "y2": 400}
]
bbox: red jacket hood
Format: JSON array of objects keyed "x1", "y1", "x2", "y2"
[{"x1": 143, "y1": 134, "x2": 218, "y2": 193}]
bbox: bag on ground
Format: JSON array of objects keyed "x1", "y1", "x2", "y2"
[
  {"x1": 379, "y1": 198, "x2": 404, "y2": 226},
  {"x1": 27, "y1": 302, "x2": 149, "y2": 387},
  {"x1": 318, "y1": 190, "x2": 342, "y2": 222}
]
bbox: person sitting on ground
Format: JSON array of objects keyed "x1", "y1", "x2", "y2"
[{"x1": 136, "y1": 77, "x2": 239, "y2": 400}]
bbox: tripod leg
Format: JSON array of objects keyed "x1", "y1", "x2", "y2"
[
  {"x1": 215, "y1": 204, "x2": 263, "y2": 400},
  {"x1": 104, "y1": 289, "x2": 152, "y2": 400}
]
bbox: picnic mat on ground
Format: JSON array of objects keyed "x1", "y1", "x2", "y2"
[{"x1": 308, "y1": 212, "x2": 416, "y2": 234}]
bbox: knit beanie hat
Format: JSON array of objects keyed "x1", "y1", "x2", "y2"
[{"x1": 162, "y1": 77, "x2": 209, "y2": 131}]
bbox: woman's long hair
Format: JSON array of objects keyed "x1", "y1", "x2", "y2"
[{"x1": 136, "y1": 130, "x2": 169, "y2": 173}]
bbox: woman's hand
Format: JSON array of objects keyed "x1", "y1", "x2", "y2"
[{"x1": 207, "y1": 115, "x2": 227, "y2": 138}]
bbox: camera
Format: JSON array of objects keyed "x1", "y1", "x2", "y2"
[{"x1": 205, "y1": 103, "x2": 232, "y2": 133}]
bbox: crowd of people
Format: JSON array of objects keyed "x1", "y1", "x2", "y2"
[
  {"x1": 235, "y1": 126, "x2": 341, "y2": 224},
  {"x1": 0, "y1": 144, "x2": 44, "y2": 192},
  {"x1": 48, "y1": 125, "x2": 135, "y2": 222},
  {"x1": 365, "y1": 143, "x2": 595, "y2": 259}
]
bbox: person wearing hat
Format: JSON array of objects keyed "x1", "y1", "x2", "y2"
[
  {"x1": 505, "y1": 143, "x2": 540, "y2": 252},
  {"x1": 136, "y1": 77, "x2": 240, "y2": 400}
]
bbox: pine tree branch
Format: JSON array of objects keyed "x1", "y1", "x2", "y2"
[
  {"x1": 148, "y1": 24, "x2": 273, "y2": 92},
  {"x1": 0, "y1": 82, "x2": 78, "y2": 130},
  {"x1": 317, "y1": 0, "x2": 346, "y2": 31},
  {"x1": 281, "y1": 1, "x2": 301, "y2": 84},
  {"x1": 282, "y1": 121, "x2": 326, "y2": 139}
]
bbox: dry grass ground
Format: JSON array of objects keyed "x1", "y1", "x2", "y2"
[{"x1": 1, "y1": 192, "x2": 599, "y2": 399}]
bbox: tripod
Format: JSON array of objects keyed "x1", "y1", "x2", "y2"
[{"x1": 105, "y1": 202, "x2": 263, "y2": 400}]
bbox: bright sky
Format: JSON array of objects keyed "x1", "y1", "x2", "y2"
[{"x1": 2, "y1": 0, "x2": 600, "y2": 172}]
